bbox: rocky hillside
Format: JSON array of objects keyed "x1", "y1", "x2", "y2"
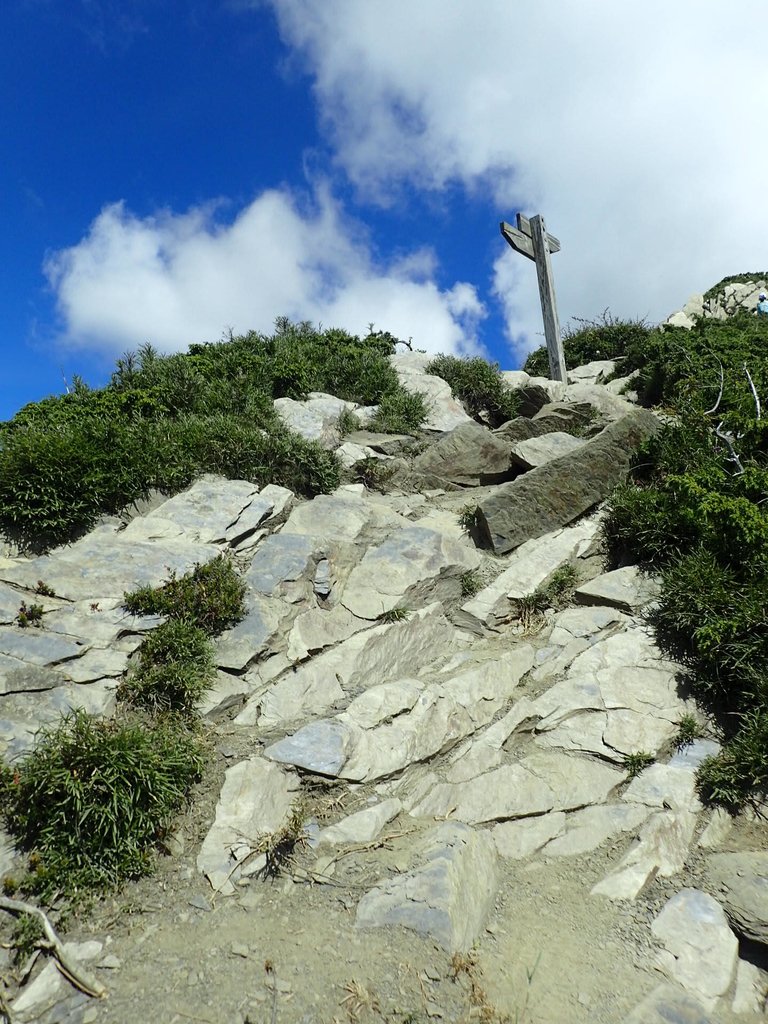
[{"x1": 0, "y1": 343, "x2": 766, "y2": 1023}]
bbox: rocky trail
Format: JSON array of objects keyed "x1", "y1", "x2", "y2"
[{"x1": 0, "y1": 354, "x2": 766, "y2": 1023}]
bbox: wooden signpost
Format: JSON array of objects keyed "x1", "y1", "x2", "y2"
[{"x1": 500, "y1": 214, "x2": 567, "y2": 382}]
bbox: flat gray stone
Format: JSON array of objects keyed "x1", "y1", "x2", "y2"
[
  {"x1": 575, "y1": 565, "x2": 661, "y2": 611},
  {"x1": 355, "y1": 822, "x2": 498, "y2": 951},
  {"x1": 476, "y1": 408, "x2": 661, "y2": 555},
  {"x1": 215, "y1": 596, "x2": 284, "y2": 671},
  {"x1": 341, "y1": 525, "x2": 481, "y2": 620},
  {"x1": 274, "y1": 394, "x2": 355, "y2": 447},
  {"x1": 543, "y1": 803, "x2": 652, "y2": 857},
  {"x1": 567, "y1": 360, "x2": 617, "y2": 385},
  {"x1": 245, "y1": 534, "x2": 318, "y2": 596},
  {"x1": 0, "y1": 533, "x2": 220, "y2": 602},
  {"x1": 318, "y1": 799, "x2": 401, "y2": 844},
  {"x1": 591, "y1": 810, "x2": 697, "y2": 900},
  {"x1": 197, "y1": 756, "x2": 300, "y2": 894},
  {"x1": 458, "y1": 517, "x2": 600, "y2": 632},
  {"x1": 625, "y1": 984, "x2": 715, "y2": 1024},
  {"x1": 265, "y1": 720, "x2": 354, "y2": 777},
  {"x1": 243, "y1": 604, "x2": 457, "y2": 729},
  {"x1": 705, "y1": 851, "x2": 768, "y2": 944},
  {"x1": 127, "y1": 475, "x2": 259, "y2": 544},
  {"x1": 408, "y1": 422, "x2": 515, "y2": 487},
  {"x1": 411, "y1": 751, "x2": 623, "y2": 824},
  {"x1": 0, "y1": 626, "x2": 84, "y2": 667},
  {"x1": 510, "y1": 431, "x2": 587, "y2": 470},
  {"x1": 0, "y1": 582, "x2": 26, "y2": 624},
  {"x1": 0, "y1": 655, "x2": 63, "y2": 694},
  {"x1": 492, "y1": 813, "x2": 566, "y2": 859},
  {"x1": 651, "y1": 889, "x2": 738, "y2": 1009}
]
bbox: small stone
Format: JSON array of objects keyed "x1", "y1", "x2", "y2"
[{"x1": 187, "y1": 894, "x2": 211, "y2": 912}]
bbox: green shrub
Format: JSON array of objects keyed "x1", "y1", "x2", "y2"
[
  {"x1": 425, "y1": 355, "x2": 520, "y2": 426},
  {"x1": 0, "y1": 710, "x2": 206, "y2": 898},
  {"x1": 16, "y1": 602, "x2": 43, "y2": 628},
  {"x1": 369, "y1": 389, "x2": 427, "y2": 434},
  {"x1": 623, "y1": 751, "x2": 655, "y2": 778},
  {"x1": 124, "y1": 555, "x2": 246, "y2": 636},
  {"x1": 523, "y1": 312, "x2": 651, "y2": 377},
  {"x1": 119, "y1": 620, "x2": 215, "y2": 715},
  {"x1": 459, "y1": 570, "x2": 481, "y2": 598},
  {"x1": 338, "y1": 408, "x2": 362, "y2": 435},
  {"x1": 697, "y1": 711, "x2": 768, "y2": 808}
]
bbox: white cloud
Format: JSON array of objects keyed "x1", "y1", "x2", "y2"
[
  {"x1": 45, "y1": 186, "x2": 485, "y2": 357},
  {"x1": 267, "y1": 0, "x2": 768, "y2": 352}
]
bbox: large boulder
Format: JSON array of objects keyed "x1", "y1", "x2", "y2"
[
  {"x1": 476, "y1": 408, "x2": 660, "y2": 555},
  {"x1": 406, "y1": 422, "x2": 515, "y2": 488},
  {"x1": 705, "y1": 851, "x2": 768, "y2": 945}
]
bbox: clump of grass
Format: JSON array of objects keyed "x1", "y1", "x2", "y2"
[
  {"x1": 674, "y1": 713, "x2": 702, "y2": 751},
  {"x1": 354, "y1": 456, "x2": 395, "y2": 492},
  {"x1": 460, "y1": 570, "x2": 482, "y2": 598},
  {"x1": 623, "y1": 750, "x2": 656, "y2": 778},
  {"x1": 9, "y1": 913, "x2": 45, "y2": 965},
  {"x1": 119, "y1": 619, "x2": 215, "y2": 715},
  {"x1": 378, "y1": 606, "x2": 409, "y2": 623},
  {"x1": 458, "y1": 504, "x2": 479, "y2": 533},
  {"x1": 34, "y1": 580, "x2": 55, "y2": 597},
  {"x1": 425, "y1": 354, "x2": 520, "y2": 427},
  {"x1": 16, "y1": 602, "x2": 43, "y2": 628},
  {"x1": 124, "y1": 555, "x2": 245, "y2": 636},
  {"x1": 0, "y1": 709, "x2": 206, "y2": 901},
  {"x1": 697, "y1": 710, "x2": 768, "y2": 809},
  {"x1": 255, "y1": 799, "x2": 308, "y2": 878},
  {"x1": 518, "y1": 565, "x2": 578, "y2": 632},
  {"x1": 337, "y1": 408, "x2": 362, "y2": 435},
  {"x1": 368, "y1": 389, "x2": 427, "y2": 434}
]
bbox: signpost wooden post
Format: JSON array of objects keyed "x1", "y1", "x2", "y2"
[{"x1": 500, "y1": 214, "x2": 567, "y2": 383}]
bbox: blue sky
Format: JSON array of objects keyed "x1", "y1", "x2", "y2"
[{"x1": 3, "y1": 0, "x2": 768, "y2": 421}]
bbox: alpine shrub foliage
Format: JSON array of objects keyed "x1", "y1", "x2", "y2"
[
  {"x1": 0, "y1": 710, "x2": 206, "y2": 899},
  {"x1": 424, "y1": 354, "x2": 520, "y2": 426},
  {"x1": 601, "y1": 313, "x2": 768, "y2": 807},
  {"x1": 0, "y1": 322, "x2": 424, "y2": 548}
]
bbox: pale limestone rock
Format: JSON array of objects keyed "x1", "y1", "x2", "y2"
[
  {"x1": 731, "y1": 959, "x2": 768, "y2": 1015},
  {"x1": 286, "y1": 603, "x2": 369, "y2": 663},
  {"x1": 343, "y1": 679, "x2": 424, "y2": 730},
  {"x1": 562, "y1": 382, "x2": 636, "y2": 421},
  {"x1": 697, "y1": 807, "x2": 733, "y2": 850},
  {"x1": 341, "y1": 525, "x2": 481, "y2": 620},
  {"x1": 338, "y1": 648, "x2": 534, "y2": 783},
  {"x1": 543, "y1": 803, "x2": 652, "y2": 857},
  {"x1": 0, "y1": 532, "x2": 221, "y2": 602},
  {"x1": 355, "y1": 822, "x2": 498, "y2": 951},
  {"x1": 244, "y1": 605, "x2": 457, "y2": 729},
  {"x1": 567, "y1": 360, "x2": 617, "y2": 385},
  {"x1": 500, "y1": 369, "x2": 530, "y2": 390},
  {"x1": 591, "y1": 810, "x2": 697, "y2": 900},
  {"x1": 651, "y1": 889, "x2": 738, "y2": 1011},
  {"x1": 59, "y1": 647, "x2": 127, "y2": 683},
  {"x1": 530, "y1": 606, "x2": 628, "y2": 683},
  {"x1": 197, "y1": 757, "x2": 300, "y2": 894},
  {"x1": 493, "y1": 813, "x2": 566, "y2": 859},
  {"x1": 625, "y1": 984, "x2": 715, "y2": 1024},
  {"x1": 411, "y1": 751, "x2": 623, "y2": 824},
  {"x1": 705, "y1": 851, "x2": 768, "y2": 945},
  {"x1": 318, "y1": 798, "x2": 402, "y2": 844},
  {"x1": 391, "y1": 357, "x2": 474, "y2": 432},
  {"x1": 129, "y1": 475, "x2": 259, "y2": 544},
  {"x1": 623, "y1": 763, "x2": 702, "y2": 813},
  {"x1": 574, "y1": 565, "x2": 661, "y2": 612},
  {"x1": 273, "y1": 394, "x2": 355, "y2": 447},
  {"x1": 510, "y1": 431, "x2": 587, "y2": 470},
  {"x1": 11, "y1": 941, "x2": 101, "y2": 1021},
  {"x1": 265, "y1": 719, "x2": 358, "y2": 777},
  {"x1": 281, "y1": 492, "x2": 408, "y2": 547},
  {"x1": 458, "y1": 517, "x2": 601, "y2": 632},
  {"x1": 526, "y1": 376, "x2": 568, "y2": 403}
]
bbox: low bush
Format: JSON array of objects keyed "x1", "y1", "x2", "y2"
[
  {"x1": 425, "y1": 355, "x2": 520, "y2": 426},
  {"x1": 523, "y1": 312, "x2": 651, "y2": 377},
  {"x1": 368, "y1": 389, "x2": 427, "y2": 434},
  {"x1": 601, "y1": 311, "x2": 768, "y2": 807},
  {"x1": 0, "y1": 710, "x2": 206, "y2": 899},
  {"x1": 119, "y1": 620, "x2": 215, "y2": 715},
  {"x1": 124, "y1": 556, "x2": 246, "y2": 636}
]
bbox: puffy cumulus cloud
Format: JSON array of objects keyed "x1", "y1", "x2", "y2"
[
  {"x1": 45, "y1": 187, "x2": 485, "y2": 357},
  {"x1": 267, "y1": 0, "x2": 768, "y2": 352}
]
